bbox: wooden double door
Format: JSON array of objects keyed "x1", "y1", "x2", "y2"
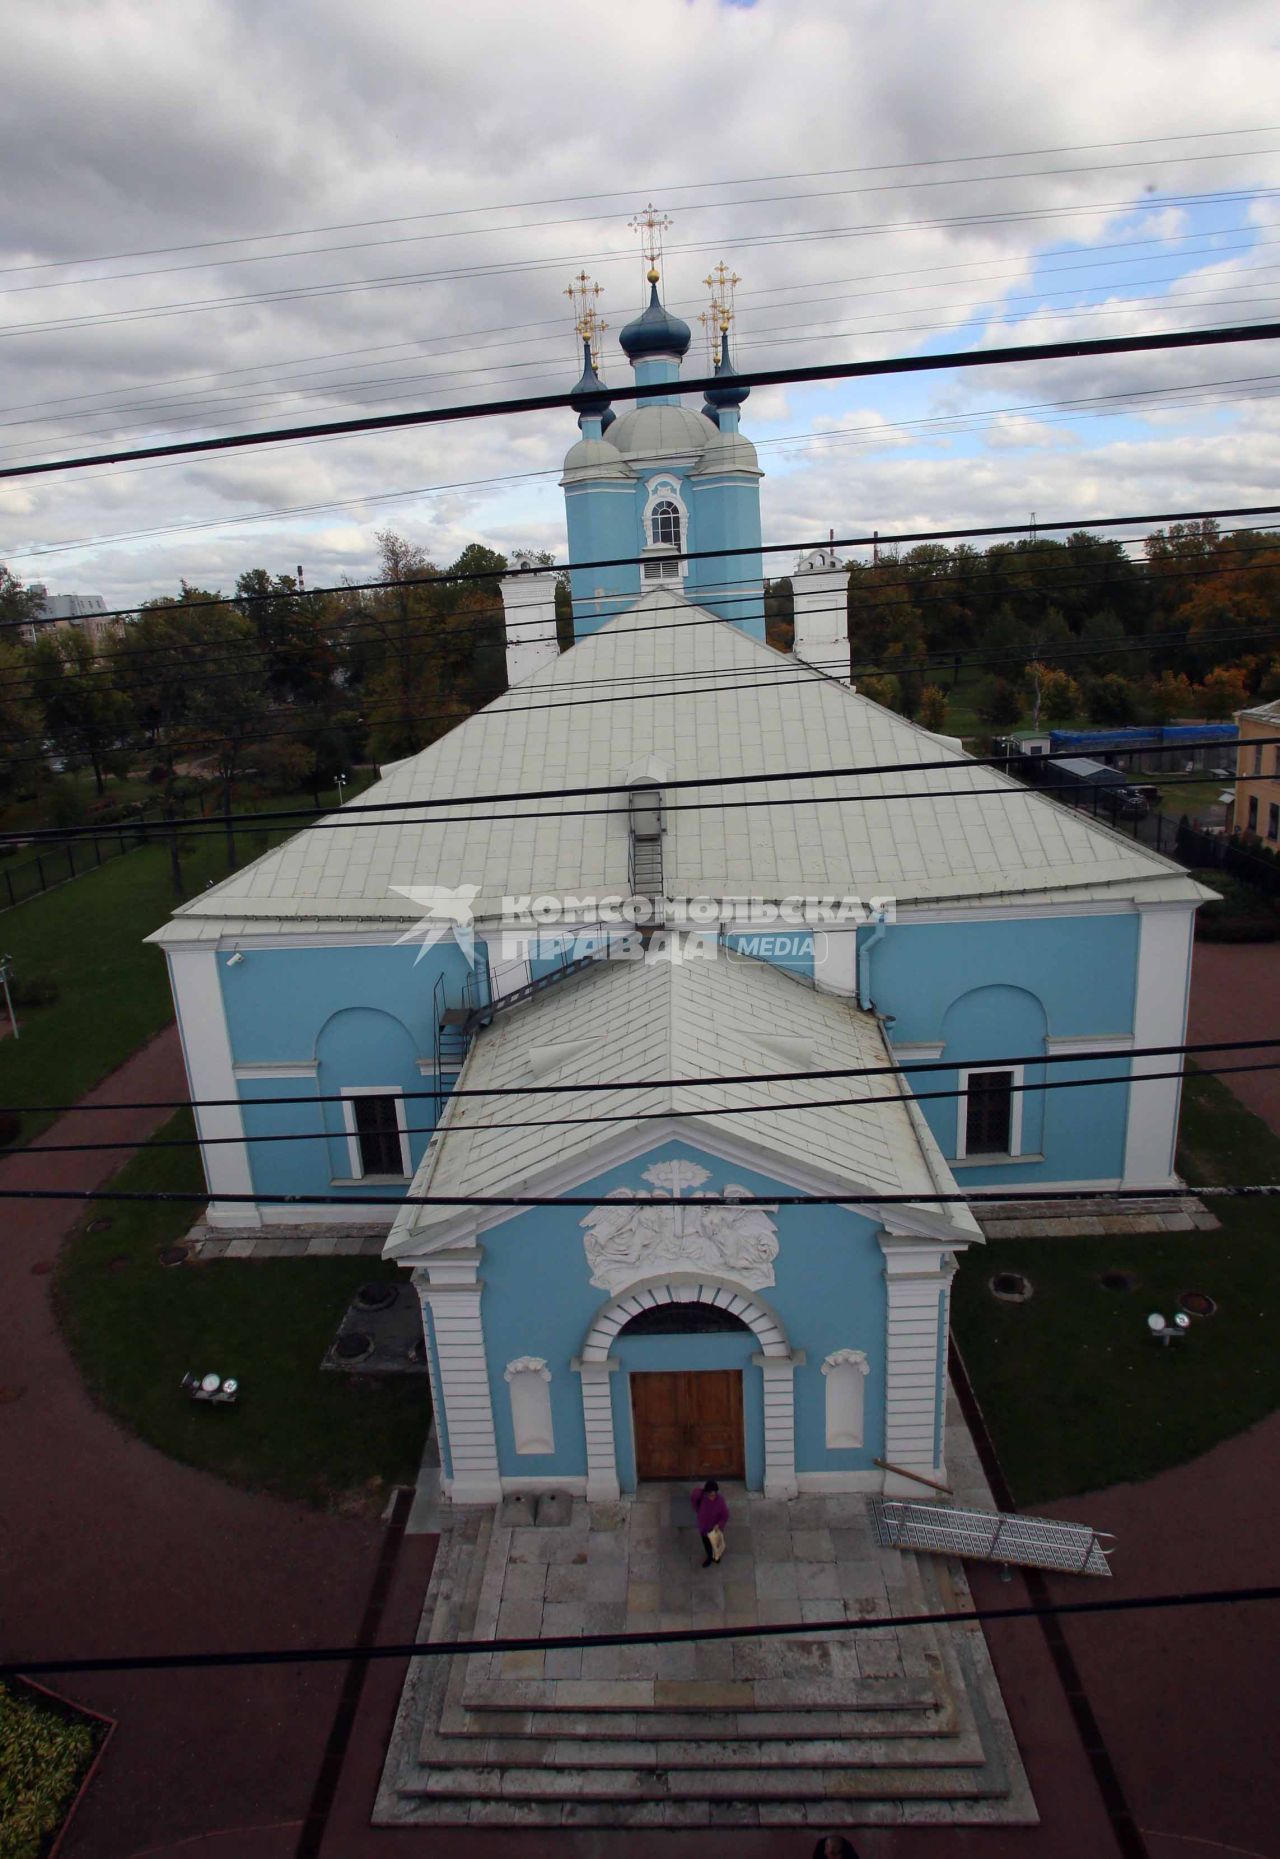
[{"x1": 631, "y1": 1369, "x2": 745, "y2": 1481}]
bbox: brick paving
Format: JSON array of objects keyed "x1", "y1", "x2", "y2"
[
  {"x1": 0, "y1": 1027, "x2": 389, "y2": 1859},
  {"x1": 1187, "y1": 938, "x2": 1280, "y2": 1133}
]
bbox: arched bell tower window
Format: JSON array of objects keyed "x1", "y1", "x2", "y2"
[
  {"x1": 651, "y1": 500, "x2": 681, "y2": 549},
  {"x1": 642, "y1": 479, "x2": 687, "y2": 587}
]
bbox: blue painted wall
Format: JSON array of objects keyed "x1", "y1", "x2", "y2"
[
  {"x1": 470, "y1": 1139, "x2": 887, "y2": 1486},
  {"x1": 871, "y1": 914, "x2": 1139, "y2": 1184},
  {"x1": 222, "y1": 939, "x2": 477, "y2": 1201}
]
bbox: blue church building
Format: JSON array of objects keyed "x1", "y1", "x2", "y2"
[{"x1": 151, "y1": 261, "x2": 1209, "y2": 1505}]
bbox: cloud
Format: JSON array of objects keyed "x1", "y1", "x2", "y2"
[{"x1": 1, "y1": 0, "x2": 1277, "y2": 601}]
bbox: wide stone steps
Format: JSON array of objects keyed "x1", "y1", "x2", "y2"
[
  {"x1": 400, "y1": 1760, "x2": 1005, "y2": 1802},
  {"x1": 375, "y1": 1500, "x2": 1037, "y2": 1830}
]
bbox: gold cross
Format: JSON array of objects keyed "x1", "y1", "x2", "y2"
[{"x1": 628, "y1": 202, "x2": 673, "y2": 280}]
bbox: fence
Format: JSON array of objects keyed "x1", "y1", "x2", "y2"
[{"x1": 0, "y1": 821, "x2": 156, "y2": 910}]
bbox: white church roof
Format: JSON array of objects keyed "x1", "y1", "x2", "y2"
[
  {"x1": 153, "y1": 588, "x2": 1205, "y2": 940},
  {"x1": 385, "y1": 948, "x2": 978, "y2": 1254}
]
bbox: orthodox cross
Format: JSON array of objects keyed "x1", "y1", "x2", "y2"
[
  {"x1": 564, "y1": 271, "x2": 606, "y2": 364},
  {"x1": 628, "y1": 202, "x2": 673, "y2": 285}
]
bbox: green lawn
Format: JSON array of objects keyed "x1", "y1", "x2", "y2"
[
  {"x1": 952, "y1": 1069, "x2": 1280, "y2": 1506},
  {"x1": 0, "y1": 778, "x2": 371, "y2": 1141},
  {"x1": 55, "y1": 1110, "x2": 430, "y2": 1513}
]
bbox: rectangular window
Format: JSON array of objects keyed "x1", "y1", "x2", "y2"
[
  {"x1": 1248, "y1": 796, "x2": 1259, "y2": 833},
  {"x1": 964, "y1": 1070, "x2": 1015, "y2": 1156},
  {"x1": 1253, "y1": 743, "x2": 1263, "y2": 774},
  {"x1": 349, "y1": 1093, "x2": 406, "y2": 1176},
  {"x1": 1270, "y1": 803, "x2": 1279, "y2": 842}
]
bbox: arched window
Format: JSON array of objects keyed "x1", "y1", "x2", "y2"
[{"x1": 650, "y1": 500, "x2": 681, "y2": 549}]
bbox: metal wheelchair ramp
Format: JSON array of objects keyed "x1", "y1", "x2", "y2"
[{"x1": 871, "y1": 1497, "x2": 1114, "y2": 1578}]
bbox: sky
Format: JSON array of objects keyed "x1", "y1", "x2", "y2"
[{"x1": 2, "y1": 0, "x2": 1279, "y2": 606}]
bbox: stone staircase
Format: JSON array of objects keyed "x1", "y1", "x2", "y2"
[{"x1": 375, "y1": 1493, "x2": 1036, "y2": 1830}]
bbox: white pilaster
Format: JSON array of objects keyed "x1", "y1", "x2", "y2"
[
  {"x1": 754, "y1": 1351, "x2": 801, "y2": 1498},
  {"x1": 1123, "y1": 903, "x2": 1195, "y2": 1188},
  {"x1": 501, "y1": 554, "x2": 560, "y2": 686},
  {"x1": 572, "y1": 1358, "x2": 621, "y2": 1501},
  {"x1": 879, "y1": 1234, "x2": 955, "y2": 1491},
  {"x1": 413, "y1": 1249, "x2": 502, "y2": 1503},
  {"x1": 791, "y1": 548, "x2": 850, "y2": 682},
  {"x1": 166, "y1": 947, "x2": 259, "y2": 1228},
  {"x1": 813, "y1": 926, "x2": 857, "y2": 997}
]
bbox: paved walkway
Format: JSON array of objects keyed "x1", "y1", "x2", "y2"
[
  {"x1": 1187, "y1": 939, "x2": 1280, "y2": 1134},
  {"x1": 0, "y1": 1028, "x2": 389, "y2": 1859}
]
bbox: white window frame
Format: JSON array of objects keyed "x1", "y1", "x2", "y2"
[
  {"x1": 340, "y1": 1086, "x2": 411, "y2": 1180},
  {"x1": 641, "y1": 477, "x2": 687, "y2": 589},
  {"x1": 956, "y1": 1064, "x2": 1024, "y2": 1161}
]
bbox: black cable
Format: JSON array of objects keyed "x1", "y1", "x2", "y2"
[
  {"x1": 14, "y1": 141, "x2": 1280, "y2": 305},
  {"x1": 9, "y1": 124, "x2": 1271, "y2": 281},
  {"x1": 8, "y1": 1061, "x2": 1273, "y2": 1158},
  {"x1": 6, "y1": 178, "x2": 1278, "y2": 347},
  {"x1": 4, "y1": 1584, "x2": 1278, "y2": 1683},
  {"x1": 4, "y1": 1037, "x2": 1270, "y2": 1118},
  {"x1": 3, "y1": 532, "x2": 1278, "y2": 705},
  {"x1": 2, "y1": 727, "x2": 1266, "y2": 851},
  {"x1": 8, "y1": 496, "x2": 1280, "y2": 636},
  {"x1": 0, "y1": 760, "x2": 1264, "y2": 850},
  {"x1": 2, "y1": 1184, "x2": 1273, "y2": 1209},
  {"x1": 4, "y1": 320, "x2": 1280, "y2": 482}
]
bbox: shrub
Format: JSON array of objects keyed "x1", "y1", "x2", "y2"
[
  {"x1": 0, "y1": 1110, "x2": 20, "y2": 1145},
  {"x1": 0, "y1": 1679, "x2": 100, "y2": 1859},
  {"x1": 1191, "y1": 869, "x2": 1280, "y2": 942}
]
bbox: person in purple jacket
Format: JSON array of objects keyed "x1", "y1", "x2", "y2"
[{"x1": 690, "y1": 1479, "x2": 729, "y2": 1567}]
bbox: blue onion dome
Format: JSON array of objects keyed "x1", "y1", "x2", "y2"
[
  {"x1": 600, "y1": 406, "x2": 616, "y2": 433},
  {"x1": 700, "y1": 400, "x2": 722, "y2": 428},
  {"x1": 704, "y1": 327, "x2": 749, "y2": 409},
  {"x1": 569, "y1": 337, "x2": 611, "y2": 425},
  {"x1": 619, "y1": 272, "x2": 692, "y2": 361}
]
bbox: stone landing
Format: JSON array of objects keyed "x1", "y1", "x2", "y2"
[{"x1": 374, "y1": 1485, "x2": 1036, "y2": 1830}]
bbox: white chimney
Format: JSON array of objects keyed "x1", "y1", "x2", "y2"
[
  {"x1": 501, "y1": 551, "x2": 560, "y2": 686},
  {"x1": 791, "y1": 548, "x2": 851, "y2": 683}
]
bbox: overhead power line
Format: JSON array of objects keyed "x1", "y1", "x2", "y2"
[
  {"x1": 7, "y1": 216, "x2": 1271, "y2": 456},
  {"x1": 4, "y1": 1583, "x2": 1278, "y2": 1683},
  {"x1": 4, "y1": 179, "x2": 1278, "y2": 345},
  {"x1": 8, "y1": 123, "x2": 1272, "y2": 280},
  {"x1": 6, "y1": 496, "x2": 1280, "y2": 635},
  {"x1": 0, "y1": 760, "x2": 1267, "y2": 850},
  {"x1": 8, "y1": 1061, "x2": 1274, "y2": 1159},
  {"x1": 11, "y1": 140, "x2": 1280, "y2": 302},
  {"x1": 3, "y1": 1037, "x2": 1271, "y2": 1119},
  {"x1": 4, "y1": 319, "x2": 1280, "y2": 482},
  {"x1": 0, "y1": 1183, "x2": 1276, "y2": 1210}
]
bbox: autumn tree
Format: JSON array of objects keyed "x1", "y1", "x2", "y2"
[{"x1": 30, "y1": 628, "x2": 131, "y2": 794}]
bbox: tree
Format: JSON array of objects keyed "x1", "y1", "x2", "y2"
[
  {"x1": 975, "y1": 676, "x2": 1024, "y2": 727},
  {"x1": 0, "y1": 638, "x2": 41, "y2": 798},
  {"x1": 1082, "y1": 672, "x2": 1139, "y2": 725},
  {"x1": 1027, "y1": 664, "x2": 1082, "y2": 726},
  {"x1": 1147, "y1": 670, "x2": 1195, "y2": 721},
  {"x1": 30, "y1": 628, "x2": 130, "y2": 794},
  {"x1": 1197, "y1": 665, "x2": 1250, "y2": 720},
  {"x1": 918, "y1": 684, "x2": 949, "y2": 732},
  {"x1": 858, "y1": 673, "x2": 901, "y2": 711},
  {"x1": 1041, "y1": 671, "x2": 1082, "y2": 724}
]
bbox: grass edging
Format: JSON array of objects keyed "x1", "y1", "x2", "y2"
[
  {"x1": 951, "y1": 1068, "x2": 1280, "y2": 1506},
  {"x1": 54, "y1": 1111, "x2": 429, "y2": 1515}
]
